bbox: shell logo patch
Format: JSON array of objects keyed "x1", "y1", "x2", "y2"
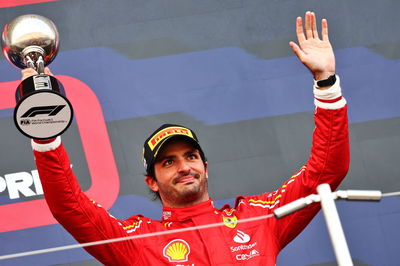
[
  {"x1": 223, "y1": 215, "x2": 238, "y2": 228},
  {"x1": 163, "y1": 239, "x2": 191, "y2": 262}
]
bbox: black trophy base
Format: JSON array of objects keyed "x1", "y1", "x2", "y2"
[{"x1": 14, "y1": 75, "x2": 74, "y2": 139}]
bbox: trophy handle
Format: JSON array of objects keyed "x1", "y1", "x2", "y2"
[
  {"x1": 25, "y1": 56, "x2": 36, "y2": 69},
  {"x1": 22, "y1": 46, "x2": 46, "y2": 74},
  {"x1": 36, "y1": 56, "x2": 45, "y2": 74}
]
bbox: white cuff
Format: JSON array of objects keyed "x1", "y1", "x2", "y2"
[
  {"x1": 31, "y1": 136, "x2": 62, "y2": 152},
  {"x1": 313, "y1": 75, "x2": 346, "y2": 109},
  {"x1": 313, "y1": 75, "x2": 341, "y2": 100},
  {"x1": 314, "y1": 98, "x2": 347, "y2": 110}
]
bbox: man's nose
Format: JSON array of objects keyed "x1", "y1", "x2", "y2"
[{"x1": 177, "y1": 159, "x2": 190, "y2": 173}]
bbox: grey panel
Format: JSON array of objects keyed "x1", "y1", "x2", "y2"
[
  {"x1": 2, "y1": 109, "x2": 398, "y2": 202},
  {"x1": 106, "y1": 112, "x2": 400, "y2": 201},
  {"x1": 345, "y1": 116, "x2": 400, "y2": 191},
  {"x1": 1, "y1": 0, "x2": 400, "y2": 60}
]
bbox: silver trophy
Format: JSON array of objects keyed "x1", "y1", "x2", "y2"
[{"x1": 1, "y1": 14, "x2": 73, "y2": 139}]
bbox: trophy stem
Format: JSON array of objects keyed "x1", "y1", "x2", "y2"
[{"x1": 36, "y1": 56, "x2": 45, "y2": 74}]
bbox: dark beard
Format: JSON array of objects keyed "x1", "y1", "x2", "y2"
[{"x1": 158, "y1": 174, "x2": 208, "y2": 206}]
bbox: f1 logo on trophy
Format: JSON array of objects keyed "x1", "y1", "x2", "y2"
[{"x1": 1, "y1": 14, "x2": 73, "y2": 139}]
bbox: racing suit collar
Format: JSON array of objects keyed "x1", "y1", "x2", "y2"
[{"x1": 162, "y1": 198, "x2": 214, "y2": 221}]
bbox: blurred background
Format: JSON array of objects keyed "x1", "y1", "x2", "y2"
[{"x1": 1, "y1": 0, "x2": 399, "y2": 265}]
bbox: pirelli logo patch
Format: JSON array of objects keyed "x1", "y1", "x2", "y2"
[{"x1": 148, "y1": 126, "x2": 194, "y2": 151}]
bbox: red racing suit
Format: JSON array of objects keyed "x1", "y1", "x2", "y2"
[{"x1": 32, "y1": 77, "x2": 349, "y2": 265}]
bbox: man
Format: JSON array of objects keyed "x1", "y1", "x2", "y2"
[{"x1": 26, "y1": 11, "x2": 349, "y2": 265}]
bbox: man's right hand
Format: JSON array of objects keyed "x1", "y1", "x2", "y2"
[{"x1": 21, "y1": 67, "x2": 53, "y2": 81}]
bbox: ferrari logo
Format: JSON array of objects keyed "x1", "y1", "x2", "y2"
[{"x1": 223, "y1": 215, "x2": 238, "y2": 228}]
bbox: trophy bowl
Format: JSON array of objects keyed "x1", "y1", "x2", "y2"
[{"x1": 1, "y1": 14, "x2": 59, "y2": 70}]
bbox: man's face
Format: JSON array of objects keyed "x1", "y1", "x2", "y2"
[{"x1": 145, "y1": 138, "x2": 209, "y2": 208}]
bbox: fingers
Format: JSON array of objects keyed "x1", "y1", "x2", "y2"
[
  {"x1": 311, "y1": 12, "x2": 319, "y2": 40},
  {"x1": 296, "y1": 17, "x2": 306, "y2": 43},
  {"x1": 303, "y1": 11, "x2": 323, "y2": 40},
  {"x1": 321, "y1": 19, "x2": 329, "y2": 41},
  {"x1": 44, "y1": 67, "x2": 54, "y2": 76},
  {"x1": 21, "y1": 68, "x2": 38, "y2": 81},
  {"x1": 292, "y1": 12, "x2": 330, "y2": 47},
  {"x1": 21, "y1": 67, "x2": 54, "y2": 81},
  {"x1": 305, "y1": 11, "x2": 313, "y2": 39},
  {"x1": 289, "y1": 41, "x2": 304, "y2": 61}
]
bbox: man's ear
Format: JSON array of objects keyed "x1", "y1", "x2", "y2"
[
  {"x1": 205, "y1": 161, "x2": 209, "y2": 179},
  {"x1": 145, "y1": 176, "x2": 159, "y2": 192}
]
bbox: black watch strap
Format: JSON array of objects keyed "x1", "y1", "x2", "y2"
[{"x1": 316, "y1": 74, "x2": 336, "y2": 87}]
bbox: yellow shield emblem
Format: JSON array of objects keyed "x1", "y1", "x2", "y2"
[{"x1": 223, "y1": 215, "x2": 238, "y2": 228}]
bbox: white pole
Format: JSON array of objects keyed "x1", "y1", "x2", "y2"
[{"x1": 317, "y1": 184, "x2": 353, "y2": 266}]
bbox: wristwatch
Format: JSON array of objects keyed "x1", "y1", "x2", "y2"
[{"x1": 316, "y1": 74, "x2": 336, "y2": 87}]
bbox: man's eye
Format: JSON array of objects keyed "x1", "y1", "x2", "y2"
[
  {"x1": 188, "y1": 154, "x2": 197, "y2": 160},
  {"x1": 163, "y1": 160, "x2": 173, "y2": 166}
]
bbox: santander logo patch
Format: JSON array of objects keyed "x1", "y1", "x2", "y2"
[{"x1": 233, "y1": 230, "x2": 250, "y2": 244}]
